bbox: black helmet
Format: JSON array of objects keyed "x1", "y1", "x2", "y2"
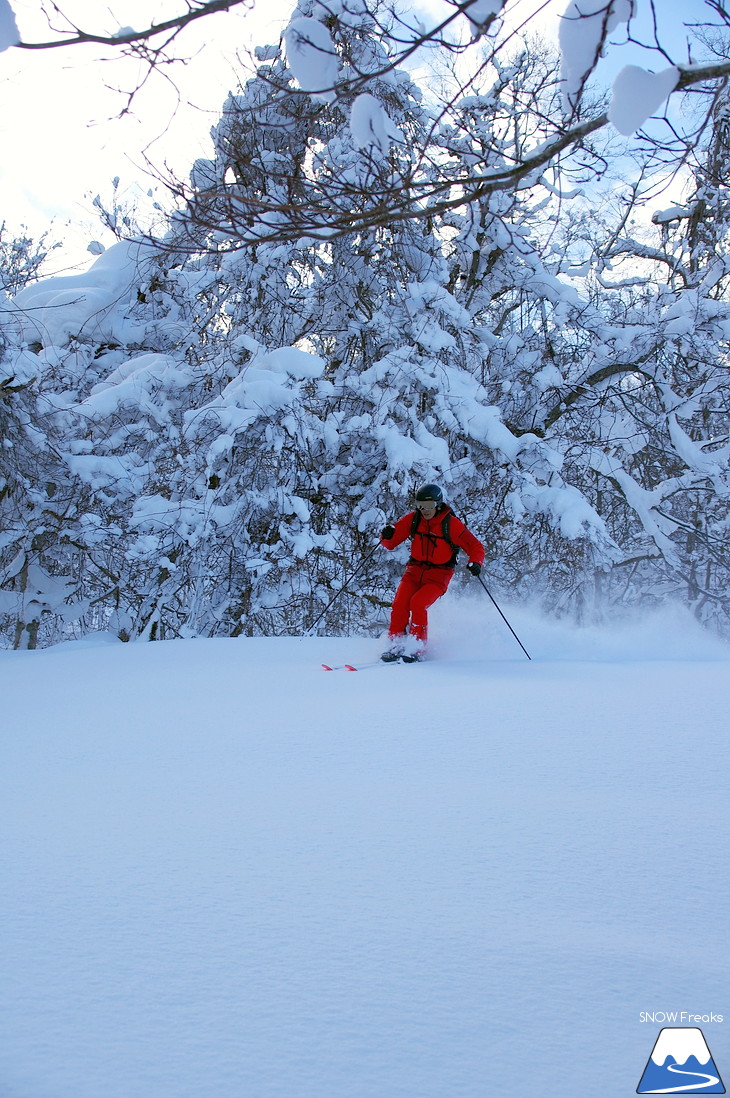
[{"x1": 415, "y1": 483, "x2": 443, "y2": 503}]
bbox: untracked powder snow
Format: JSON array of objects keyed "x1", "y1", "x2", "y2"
[{"x1": 1, "y1": 600, "x2": 729, "y2": 1097}]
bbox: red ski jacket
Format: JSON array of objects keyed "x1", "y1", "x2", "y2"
[{"x1": 381, "y1": 506, "x2": 485, "y2": 570}]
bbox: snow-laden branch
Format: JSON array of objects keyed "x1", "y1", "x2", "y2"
[{"x1": 169, "y1": 48, "x2": 730, "y2": 251}]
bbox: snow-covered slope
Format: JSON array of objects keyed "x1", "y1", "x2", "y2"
[{"x1": 1, "y1": 601, "x2": 728, "y2": 1098}]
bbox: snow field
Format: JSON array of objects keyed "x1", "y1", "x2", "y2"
[{"x1": 1, "y1": 603, "x2": 729, "y2": 1097}]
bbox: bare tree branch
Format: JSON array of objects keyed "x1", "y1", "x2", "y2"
[{"x1": 14, "y1": 0, "x2": 250, "y2": 51}]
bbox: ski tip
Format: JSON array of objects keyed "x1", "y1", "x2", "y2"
[
  {"x1": 344, "y1": 664, "x2": 358, "y2": 671},
  {"x1": 321, "y1": 663, "x2": 334, "y2": 671}
]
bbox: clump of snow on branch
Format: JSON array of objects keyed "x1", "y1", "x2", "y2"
[
  {"x1": 608, "y1": 64, "x2": 679, "y2": 136},
  {"x1": 350, "y1": 93, "x2": 403, "y2": 156},
  {"x1": 190, "y1": 158, "x2": 219, "y2": 191},
  {"x1": 283, "y1": 17, "x2": 339, "y2": 103},
  {"x1": 559, "y1": 0, "x2": 635, "y2": 111},
  {"x1": 462, "y1": 0, "x2": 505, "y2": 34}
]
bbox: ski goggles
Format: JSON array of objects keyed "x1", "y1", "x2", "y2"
[{"x1": 415, "y1": 499, "x2": 439, "y2": 509}]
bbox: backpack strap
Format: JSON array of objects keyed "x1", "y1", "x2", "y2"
[
  {"x1": 410, "y1": 509, "x2": 420, "y2": 540},
  {"x1": 441, "y1": 511, "x2": 460, "y2": 567}
]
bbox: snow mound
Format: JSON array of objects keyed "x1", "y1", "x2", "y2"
[{"x1": 11, "y1": 239, "x2": 154, "y2": 346}]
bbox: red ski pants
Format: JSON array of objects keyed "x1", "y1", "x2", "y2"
[{"x1": 388, "y1": 563, "x2": 453, "y2": 643}]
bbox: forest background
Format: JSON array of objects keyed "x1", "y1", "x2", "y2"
[{"x1": 2, "y1": 0, "x2": 730, "y2": 648}]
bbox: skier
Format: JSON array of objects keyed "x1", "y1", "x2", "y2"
[{"x1": 379, "y1": 484, "x2": 485, "y2": 662}]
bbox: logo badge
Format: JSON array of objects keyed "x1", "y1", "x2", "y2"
[{"x1": 637, "y1": 1027, "x2": 725, "y2": 1094}]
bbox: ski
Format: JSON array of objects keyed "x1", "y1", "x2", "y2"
[
  {"x1": 321, "y1": 660, "x2": 401, "y2": 671},
  {"x1": 321, "y1": 657, "x2": 424, "y2": 670}
]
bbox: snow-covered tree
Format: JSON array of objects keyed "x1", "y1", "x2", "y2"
[
  {"x1": 173, "y1": 9, "x2": 621, "y2": 633},
  {"x1": 589, "y1": 80, "x2": 730, "y2": 627},
  {"x1": 3, "y1": 3, "x2": 730, "y2": 646},
  {"x1": 443, "y1": 65, "x2": 730, "y2": 627}
]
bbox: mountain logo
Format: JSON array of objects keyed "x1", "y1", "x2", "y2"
[{"x1": 637, "y1": 1027, "x2": 725, "y2": 1093}]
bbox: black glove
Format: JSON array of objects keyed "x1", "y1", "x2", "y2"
[
  {"x1": 381, "y1": 524, "x2": 395, "y2": 540},
  {"x1": 467, "y1": 562, "x2": 481, "y2": 576}
]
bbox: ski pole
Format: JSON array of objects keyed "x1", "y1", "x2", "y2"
[
  {"x1": 307, "y1": 541, "x2": 381, "y2": 636},
  {"x1": 476, "y1": 573, "x2": 532, "y2": 660}
]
